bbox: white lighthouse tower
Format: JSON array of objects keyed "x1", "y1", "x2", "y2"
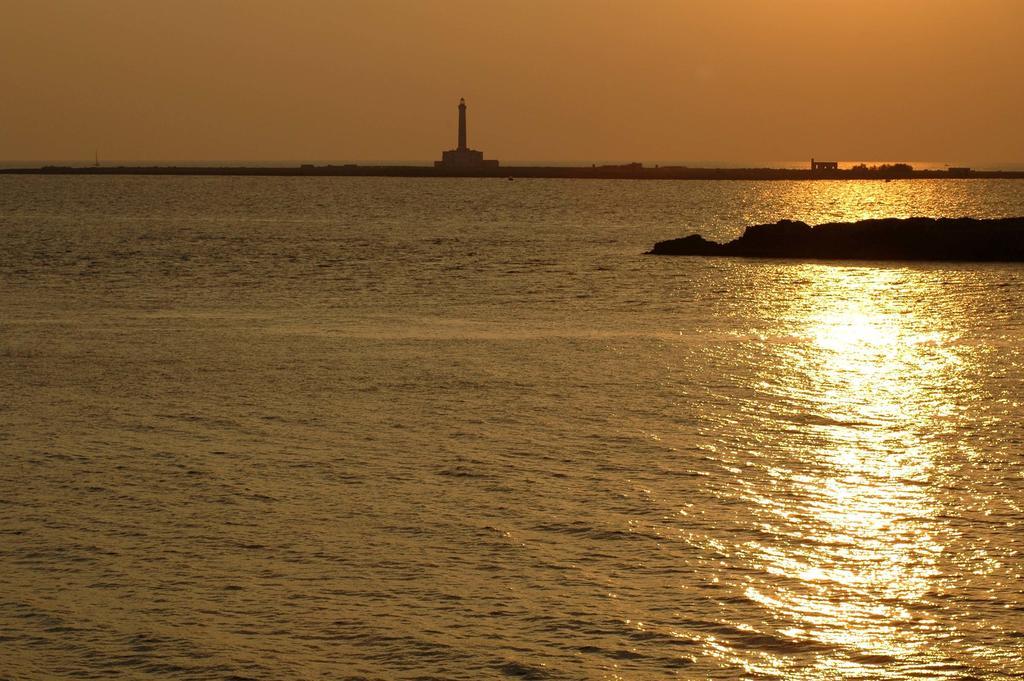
[{"x1": 436, "y1": 98, "x2": 499, "y2": 170}]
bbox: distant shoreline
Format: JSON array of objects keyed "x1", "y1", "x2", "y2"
[{"x1": 3, "y1": 164, "x2": 1024, "y2": 180}]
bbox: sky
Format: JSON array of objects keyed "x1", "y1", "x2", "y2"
[{"x1": 2, "y1": 0, "x2": 1022, "y2": 165}]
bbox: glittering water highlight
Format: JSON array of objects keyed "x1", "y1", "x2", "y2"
[{"x1": 1, "y1": 176, "x2": 1022, "y2": 679}]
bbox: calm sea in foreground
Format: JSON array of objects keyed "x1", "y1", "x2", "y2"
[{"x1": 2, "y1": 176, "x2": 1023, "y2": 680}]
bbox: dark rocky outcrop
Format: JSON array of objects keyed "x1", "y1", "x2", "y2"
[{"x1": 649, "y1": 217, "x2": 1024, "y2": 262}]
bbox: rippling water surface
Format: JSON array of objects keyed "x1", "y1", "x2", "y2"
[{"x1": 2, "y1": 176, "x2": 1023, "y2": 679}]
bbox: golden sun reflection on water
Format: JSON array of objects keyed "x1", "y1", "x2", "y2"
[
  {"x1": 760, "y1": 179, "x2": 973, "y2": 229},
  {"x1": 738, "y1": 264, "x2": 977, "y2": 678}
]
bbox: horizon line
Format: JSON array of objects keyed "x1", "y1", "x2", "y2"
[{"x1": 4, "y1": 159, "x2": 1024, "y2": 170}]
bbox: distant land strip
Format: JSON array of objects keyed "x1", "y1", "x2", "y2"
[
  {"x1": 3, "y1": 164, "x2": 1024, "y2": 180},
  {"x1": 649, "y1": 217, "x2": 1024, "y2": 262}
]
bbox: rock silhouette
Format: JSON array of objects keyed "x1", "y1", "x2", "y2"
[{"x1": 649, "y1": 217, "x2": 1024, "y2": 262}]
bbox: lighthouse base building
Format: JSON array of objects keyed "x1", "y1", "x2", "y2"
[{"x1": 435, "y1": 98, "x2": 499, "y2": 170}]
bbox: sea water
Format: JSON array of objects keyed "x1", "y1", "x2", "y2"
[{"x1": 1, "y1": 176, "x2": 1022, "y2": 679}]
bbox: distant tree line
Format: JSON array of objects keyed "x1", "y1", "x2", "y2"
[{"x1": 849, "y1": 163, "x2": 914, "y2": 174}]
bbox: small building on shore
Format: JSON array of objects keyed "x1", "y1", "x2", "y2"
[
  {"x1": 435, "y1": 98, "x2": 499, "y2": 170},
  {"x1": 811, "y1": 158, "x2": 839, "y2": 171}
]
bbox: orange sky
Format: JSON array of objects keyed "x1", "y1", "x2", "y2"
[{"x1": 2, "y1": 0, "x2": 1022, "y2": 164}]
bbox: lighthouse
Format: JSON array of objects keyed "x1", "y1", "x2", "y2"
[
  {"x1": 436, "y1": 98, "x2": 499, "y2": 170},
  {"x1": 458, "y1": 98, "x2": 467, "y2": 151}
]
